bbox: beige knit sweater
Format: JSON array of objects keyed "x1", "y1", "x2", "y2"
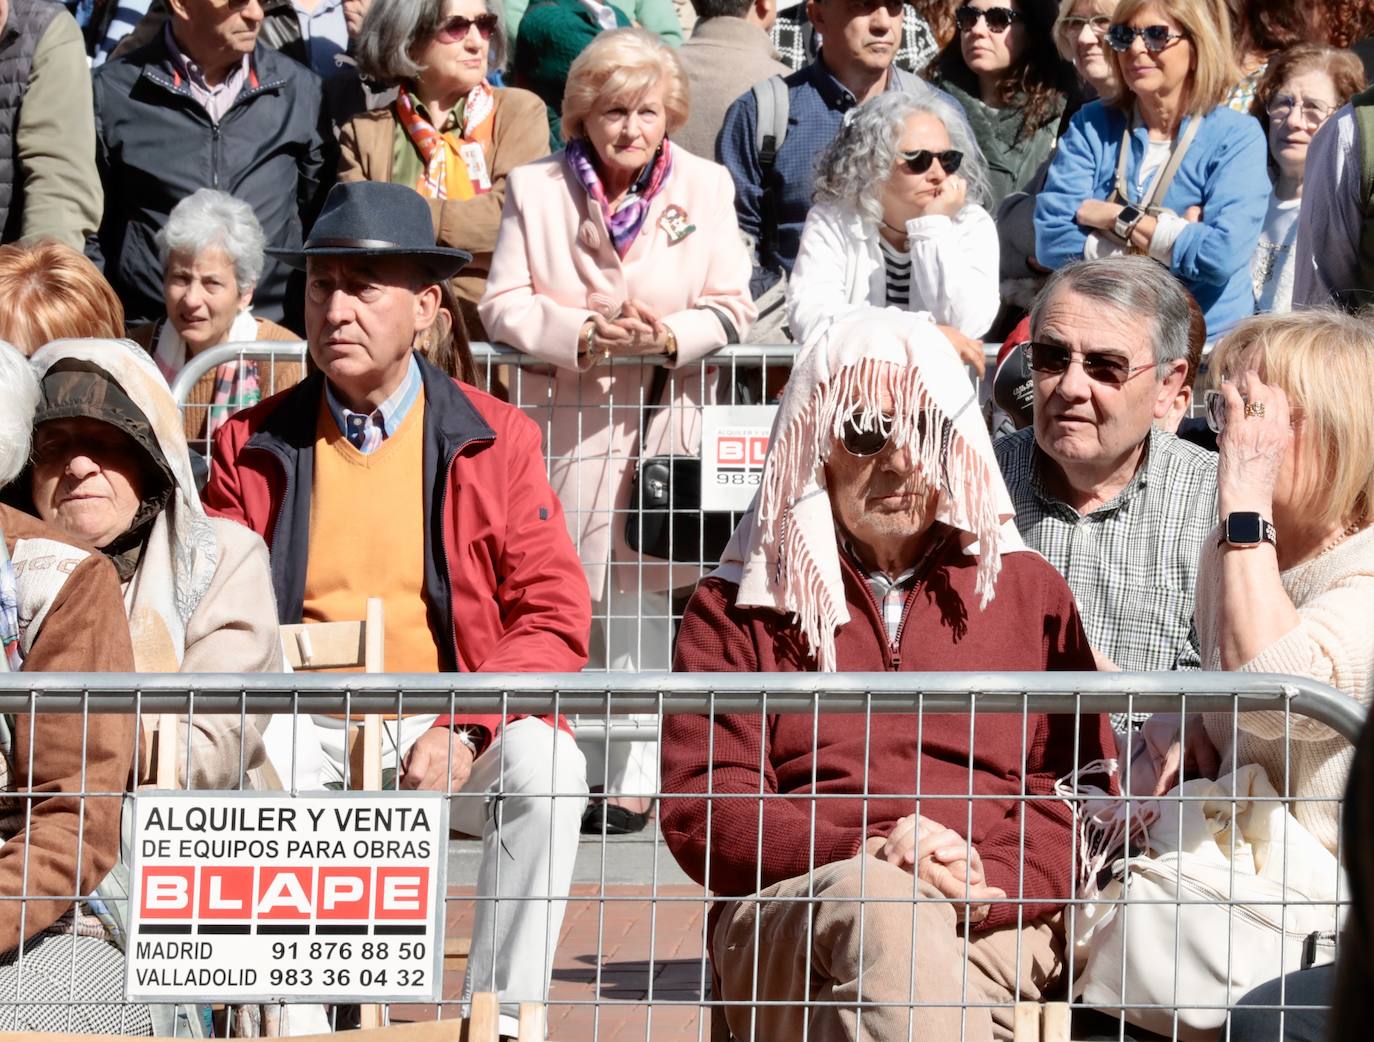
[{"x1": 1198, "y1": 523, "x2": 1374, "y2": 854}]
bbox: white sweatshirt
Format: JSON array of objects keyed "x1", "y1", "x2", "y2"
[{"x1": 785, "y1": 200, "x2": 1001, "y2": 346}]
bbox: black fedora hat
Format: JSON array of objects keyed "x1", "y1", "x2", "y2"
[{"x1": 269, "y1": 181, "x2": 471, "y2": 280}]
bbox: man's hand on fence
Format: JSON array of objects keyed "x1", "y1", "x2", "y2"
[{"x1": 400, "y1": 728, "x2": 476, "y2": 792}]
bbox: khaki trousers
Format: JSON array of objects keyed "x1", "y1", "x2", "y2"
[{"x1": 713, "y1": 855, "x2": 1063, "y2": 1042}]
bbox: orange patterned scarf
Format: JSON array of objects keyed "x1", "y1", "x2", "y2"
[{"x1": 396, "y1": 82, "x2": 496, "y2": 201}]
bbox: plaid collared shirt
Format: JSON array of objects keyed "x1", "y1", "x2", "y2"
[
  {"x1": 325, "y1": 354, "x2": 423, "y2": 454},
  {"x1": 769, "y1": 3, "x2": 938, "y2": 76},
  {"x1": 844, "y1": 529, "x2": 950, "y2": 647},
  {"x1": 995, "y1": 425, "x2": 1217, "y2": 683}
]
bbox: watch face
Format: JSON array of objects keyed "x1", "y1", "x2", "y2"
[
  {"x1": 1226, "y1": 512, "x2": 1264, "y2": 543},
  {"x1": 1118, "y1": 206, "x2": 1142, "y2": 224}
]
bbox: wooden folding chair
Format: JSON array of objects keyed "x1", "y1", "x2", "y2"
[
  {"x1": 1012, "y1": 1000, "x2": 1073, "y2": 1042},
  {"x1": 2, "y1": 992, "x2": 548, "y2": 1041},
  {"x1": 279, "y1": 597, "x2": 386, "y2": 790}
]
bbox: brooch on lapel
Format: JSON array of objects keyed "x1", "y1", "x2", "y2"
[{"x1": 658, "y1": 205, "x2": 696, "y2": 244}]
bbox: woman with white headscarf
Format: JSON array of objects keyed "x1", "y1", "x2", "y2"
[
  {"x1": 0, "y1": 344, "x2": 150, "y2": 1034},
  {"x1": 8, "y1": 339, "x2": 282, "y2": 789}
]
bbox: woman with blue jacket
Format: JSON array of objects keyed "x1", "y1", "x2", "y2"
[{"x1": 1034, "y1": 0, "x2": 1268, "y2": 339}]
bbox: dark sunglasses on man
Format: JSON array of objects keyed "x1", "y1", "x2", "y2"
[
  {"x1": 1105, "y1": 23, "x2": 1186, "y2": 52},
  {"x1": 1020, "y1": 341, "x2": 1156, "y2": 387},
  {"x1": 436, "y1": 12, "x2": 500, "y2": 42},
  {"x1": 954, "y1": 5, "x2": 1020, "y2": 32},
  {"x1": 839, "y1": 412, "x2": 937, "y2": 457},
  {"x1": 899, "y1": 149, "x2": 963, "y2": 176}
]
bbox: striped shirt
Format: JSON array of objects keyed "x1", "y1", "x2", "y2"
[
  {"x1": 879, "y1": 235, "x2": 911, "y2": 310},
  {"x1": 995, "y1": 426, "x2": 1217, "y2": 725},
  {"x1": 325, "y1": 355, "x2": 423, "y2": 454}
]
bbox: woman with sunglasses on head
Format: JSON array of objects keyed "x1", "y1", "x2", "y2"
[
  {"x1": 339, "y1": 0, "x2": 551, "y2": 340},
  {"x1": 1248, "y1": 45, "x2": 1365, "y2": 314},
  {"x1": 787, "y1": 91, "x2": 998, "y2": 361},
  {"x1": 1034, "y1": 0, "x2": 1269, "y2": 341},
  {"x1": 928, "y1": 0, "x2": 1078, "y2": 210}
]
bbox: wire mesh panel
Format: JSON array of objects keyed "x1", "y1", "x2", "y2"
[{"x1": 0, "y1": 673, "x2": 1359, "y2": 1040}]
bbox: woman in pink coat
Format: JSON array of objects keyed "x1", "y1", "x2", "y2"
[{"x1": 480, "y1": 27, "x2": 755, "y2": 833}]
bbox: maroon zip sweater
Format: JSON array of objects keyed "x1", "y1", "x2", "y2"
[{"x1": 662, "y1": 539, "x2": 1115, "y2": 932}]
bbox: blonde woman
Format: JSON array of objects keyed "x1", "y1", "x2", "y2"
[
  {"x1": 1151, "y1": 309, "x2": 1374, "y2": 1040},
  {"x1": 480, "y1": 27, "x2": 754, "y2": 833},
  {"x1": 1034, "y1": 0, "x2": 1269, "y2": 339}
]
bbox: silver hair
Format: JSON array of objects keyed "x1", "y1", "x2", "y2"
[
  {"x1": 1030, "y1": 256, "x2": 1192, "y2": 371},
  {"x1": 355, "y1": 0, "x2": 509, "y2": 85},
  {"x1": 811, "y1": 91, "x2": 992, "y2": 224},
  {"x1": 156, "y1": 189, "x2": 266, "y2": 293},
  {"x1": 0, "y1": 342, "x2": 38, "y2": 488}
]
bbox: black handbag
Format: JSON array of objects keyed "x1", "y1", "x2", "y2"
[{"x1": 624, "y1": 367, "x2": 736, "y2": 563}]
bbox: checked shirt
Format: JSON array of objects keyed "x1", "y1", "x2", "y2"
[{"x1": 995, "y1": 427, "x2": 1217, "y2": 723}]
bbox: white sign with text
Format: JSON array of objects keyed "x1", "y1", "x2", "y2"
[
  {"x1": 699, "y1": 405, "x2": 778, "y2": 512},
  {"x1": 126, "y1": 791, "x2": 447, "y2": 1003}
]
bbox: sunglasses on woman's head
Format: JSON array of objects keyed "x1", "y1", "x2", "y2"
[
  {"x1": 954, "y1": 5, "x2": 1020, "y2": 32},
  {"x1": 899, "y1": 149, "x2": 963, "y2": 175},
  {"x1": 435, "y1": 12, "x2": 500, "y2": 42},
  {"x1": 1057, "y1": 13, "x2": 1111, "y2": 38},
  {"x1": 1105, "y1": 23, "x2": 1186, "y2": 52},
  {"x1": 1020, "y1": 341, "x2": 1156, "y2": 387}
]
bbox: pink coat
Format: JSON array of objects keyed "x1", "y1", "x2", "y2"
[{"x1": 479, "y1": 147, "x2": 756, "y2": 600}]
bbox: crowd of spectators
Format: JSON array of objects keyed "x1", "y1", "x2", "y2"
[{"x1": 1, "y1": 0, "x2": 1374, "y2": 1036}]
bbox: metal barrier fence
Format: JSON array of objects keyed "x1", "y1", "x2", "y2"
[{"x1": 0, "y1": 671, "x2": 1360, "y2": 1040}]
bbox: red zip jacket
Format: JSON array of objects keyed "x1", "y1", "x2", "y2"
[
  {"x1": 662, "y1": 537, "x2": 1115, "y2": 933},
  {"x1": 201, "y1": 355, "x2": 591, "y2": 753}
]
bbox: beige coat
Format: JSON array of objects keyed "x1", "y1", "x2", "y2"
[
  {"x1": 675, "y1": 17, "x2": 789, "y2": 160},
  {"x1": 479, "y1": 148, "x2": 756, "y2": 599},
  {"x1": 337, "y1": 88, "x2": 551, "y2": 340}
]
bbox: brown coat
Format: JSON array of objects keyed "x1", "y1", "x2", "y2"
[
  {"x1": 337, "y1": 88, "x2": 551, "y2": 341},
  {"x1": 0, "y1": 505, "x2": 135, "y2": 952},
  {"x1": 131, "y1": 317, "x2": 304, "y2": 448}
]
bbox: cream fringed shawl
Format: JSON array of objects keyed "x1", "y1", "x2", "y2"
[{"x1": 713, "y1": 309, "x2": 1027, "y2": 672}]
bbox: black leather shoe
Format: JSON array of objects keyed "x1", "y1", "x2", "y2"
[{"x1": 581, "y1": 801, "x2": 651, "y2": 835}]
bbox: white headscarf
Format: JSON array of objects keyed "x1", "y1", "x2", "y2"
[{"x1": 714, "y1": 309, "x2": 1026, "y2": 671}]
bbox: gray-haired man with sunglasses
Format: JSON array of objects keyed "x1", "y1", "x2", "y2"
[{"x1": 994, "y1": 256, "x2": 1217, "y2": 726}]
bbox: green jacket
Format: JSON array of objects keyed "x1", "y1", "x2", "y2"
[{"x1": 505, "y1": 0, "x2": 682, "y2": 47}]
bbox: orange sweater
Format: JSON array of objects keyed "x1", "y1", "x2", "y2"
[{"x1": 301, "y1": 395, "x2": 440, "y2": 673}]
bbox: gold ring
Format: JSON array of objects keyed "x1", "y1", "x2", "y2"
[{"x1": 1244, "y1": 401, "x2": 1266, "y2": 419}]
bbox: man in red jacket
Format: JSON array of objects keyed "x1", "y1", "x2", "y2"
[
  {"x1": 201, "y1": 182, "x2": 591, "y2": 1038},
  {"x1": 661, "y1": 310, "x2": 1115, "y2": 1042}
]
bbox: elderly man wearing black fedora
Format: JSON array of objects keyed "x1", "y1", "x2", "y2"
[{"x1": 203, "y1": 181, "x2": 592, "y2": 1036}]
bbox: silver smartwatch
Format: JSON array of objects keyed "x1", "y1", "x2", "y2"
[{"x1": 1113, "y1": 204, "x2": 1144, "y2": 241}]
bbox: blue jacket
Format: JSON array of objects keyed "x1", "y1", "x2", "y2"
[{"x1": 1034, "y1": 100, "x2": 1268, "y2": 337}]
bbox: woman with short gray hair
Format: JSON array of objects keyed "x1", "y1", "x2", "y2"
[
  {"x1": 787, "y1": 91, "x2": 1000, "y2": 363},
  {"x1": 340, "y1": 0, "x2": 551, "y2": 339},
  {"x1": 132, "y1": 189, "x2": 301, "y2": 447}
]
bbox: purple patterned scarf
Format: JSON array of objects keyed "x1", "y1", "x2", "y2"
[{"x1": 566, "y1": 137, "x2": 674, "y2": 259}]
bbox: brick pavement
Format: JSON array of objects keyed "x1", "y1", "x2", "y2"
[{"x1": 391, "y1": 883, "x2": 714, "y2": 1041}]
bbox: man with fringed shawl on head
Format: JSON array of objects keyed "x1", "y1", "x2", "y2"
[{"x1": 661, "y1": 308, "x2": 1116, "y2": 1042}]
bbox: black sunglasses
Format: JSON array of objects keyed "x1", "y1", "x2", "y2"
[
  {"x1": 899, "y1": 148, "x2": 963, "y2": 175},
  {"x1": 1020, "y1": 341, "x2": 1155, "y2": 387},
  {"x1": 955, "y1": 5, "x2": 1020, "y2": 32},
  {"x1": 839, "y1": 412, "x2": 936, "y2": 457},
  {"x1": 435, "y1": 12, "x2": 500, "y2": 42},
  {"x1": 1105, "y1": 22, "x2": 1186, "y2": 52}
]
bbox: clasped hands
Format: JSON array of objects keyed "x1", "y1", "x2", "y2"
[
  {"x1": 583, "y1": 299, "x2": 674, "y2": 360},
  {"x1": 866, "y1": 814, "x2": 1006, "y2": 924}
]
